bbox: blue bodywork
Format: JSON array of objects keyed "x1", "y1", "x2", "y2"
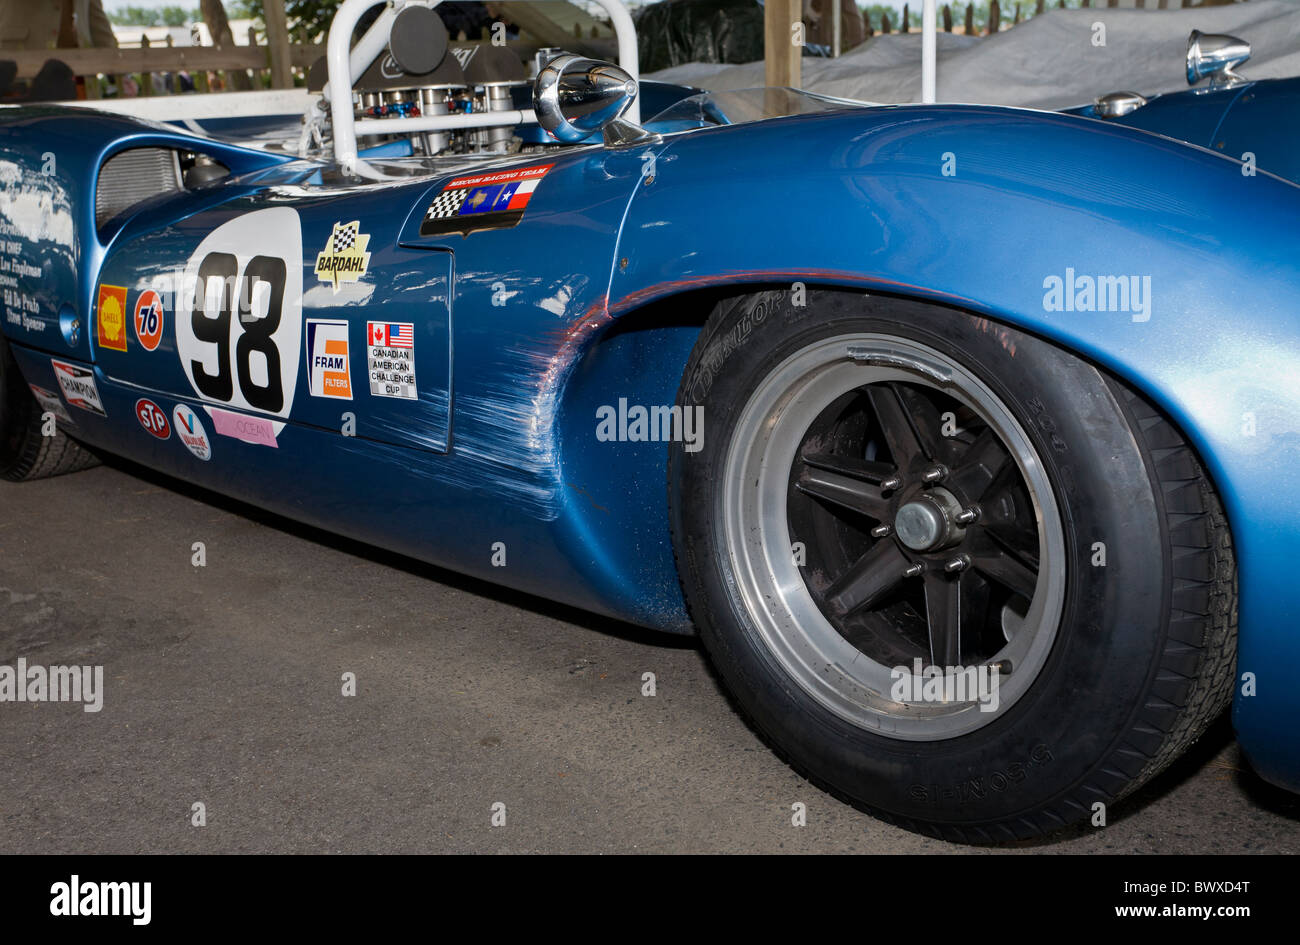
[{"x1": 1, "y1": 88, "x2": 1297, "y2": 793}]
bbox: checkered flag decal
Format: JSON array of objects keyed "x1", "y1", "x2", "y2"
[
  {"x1": 425, "y1": 189, "x2": 467, "y2": 221},
  {"x1": 332, "y1": 223, "x2": 358, "y2": 252}
]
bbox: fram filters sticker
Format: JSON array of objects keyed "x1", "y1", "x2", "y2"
[
  {"x1": 135, "y1": 399, "x2": 171, "y2": 440},
  {"x1": 172, "y1": 404, "x2": 211, "y2": 461},
  {"x1": 314, "y1": 221, "x2": 371, "y2": 292},
  {"x1": 305, "y1": 319, "x2": 352, "y2": 400},
  {"x1": 133, "y1": 289, "x2": 164, "y2": 351},
  {"x1": 420, "y1": 164, "x2": 553, "y2": 237},
  {"x1": 96, "y1": 284, "x2": 128, "y2": 352},
  {"x1": 208, "y1": 406, "x2": 278, "y2": 448},
  {"x1": 29, "y1": 385, "x2": 72, "y2": 425},
  {"x1": 50, "y1": 360, "x2": 106, "y2": 416},
  {"x1": 367, "y1": 321, "x2": 417, "y2": 400}
]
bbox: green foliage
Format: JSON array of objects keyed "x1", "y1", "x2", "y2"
[{"x1": 859, "y1": 0, "x2": 1090, "y2": 34}]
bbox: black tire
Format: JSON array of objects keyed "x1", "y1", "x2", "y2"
[
  {"x1": 0, "y1": 337, "x2": 99, "y2": 481},
  {"x1": 669, "y1": 289, "x2": 1236, "y2": 842}
]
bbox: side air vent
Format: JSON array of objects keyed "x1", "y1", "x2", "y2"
[{"x1": 95, "y1": 147, "x2": 182, "y2": 230}]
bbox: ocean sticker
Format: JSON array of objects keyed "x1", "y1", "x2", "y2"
[
  {"x1": 306, "y1": 318, "x2": 352, "y2": 400},
  {"x1": 208, "y1": 406, "x2": 278, "y2": 448},
  {"x1": 366, "y1": 321, "x2": 417, "y2": 400},
  {"x1": 50, "y1": 360, "x2": 106, "y2": 416},
  {"x1": 420, "y1": 164, "x2": 554, "y2": 237},
  {"x1": 314, "y1": 221, "x2": 372, "y2": 292},
  {"x1": 96, "y1": 284, "x2": 128, "y2": 352}
]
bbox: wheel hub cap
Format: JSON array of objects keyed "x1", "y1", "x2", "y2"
[{"x1": 894, "y1": 487, "x2": 965, "y2": 552}]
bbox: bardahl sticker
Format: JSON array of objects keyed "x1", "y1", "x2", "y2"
[
  {"x1": 96, "y1": 284, "x2": 128, "y2": 352},
  {"x1": 367, "y1": 321, "x2": 417, "y2": 400},
  {"x1": 50, "y1": 359, "x2": 106, "y2": 417},
  {"x1": 314, "y1": 221, "x2": 371, "y2": 292},
  {"x1": 420, "y1": 164, "x2": 554, "y2": 237}
]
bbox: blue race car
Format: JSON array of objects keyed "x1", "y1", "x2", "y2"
[{"x1": 1, "y1": 1, "x2": 1296, "y2": 842}]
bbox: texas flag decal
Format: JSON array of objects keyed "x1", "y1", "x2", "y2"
[{"x1": 420, "y1": 164, "x2": 553, "y2": 237}]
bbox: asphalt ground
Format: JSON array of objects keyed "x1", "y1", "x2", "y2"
[{"x1": 1, "y1": 459, "x2": 1298, "y2": 854}]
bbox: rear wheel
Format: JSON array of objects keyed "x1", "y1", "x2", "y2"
[
  {"x1": 0, "y1": 337, "x2": 98, "y2": 481},
  {"x1": 669, "y1": 289, "x2": 1236, "y2": 841}
]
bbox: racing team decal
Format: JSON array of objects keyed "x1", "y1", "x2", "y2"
[
  {"x1": 50, "y1": 359, "x2": 106, "y2": 417},
  {"x1": 172, "y1": 404, "x2": 212, "y2": 461},
  {"x1": 367, "y1": 321, "x2": 417, "y2": 400},
  {"x1": 305, "y1": 319, "x2": 352, "y2": 400},
  {"x1": 135, "y1": 399, "x2": 171, "y2": 440},
  {"x1": 314, "y1": 221, "x2": 371, "y2": 293},
  {"x1": 133, "y1": 289, "x2": 164, "y2": 352},
  {"x1": 177, "y1": 207, "x2": 301, "y2": 438},
  {"x1": 96, "y1": 284, "x2": 128, "y2": 352},
  {"x1": 419, "y1": 164, "x2": 553, "y2": 237}
]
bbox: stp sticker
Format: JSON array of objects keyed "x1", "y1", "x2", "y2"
[
  {"x1": 172, "y1": 403, "x2": 212, "y2": 461},
  {"x1": 96, "y1": 284, "x2": 128, "y2": 352},
  {"x1": 420, "y1": 164, "x2": 553, "y2": 237},
  {"x1": 366, "y1": 321, "x2": 417, "y2": 400},
  {"x1": 50, "y1": 360, "x2": 106, "y2": 416},
  {"x1": 177, "y1": 207, "x2": 301, "y2": 433},
  {"x1": 314, "y1": 221, "x2": 371, "y2": 292},
  {"x1": 29, "y1": 384, "x2": 73, "y2": 425},
  {"x1": 135, "y1": 399, "x2": 171, "y2": 439},
  {"x1": 305, "y1": 319, "x2": 352, "y2": 399},
  {"x1": 133, "y1": 289, "x2": 164, "y2": 351}
]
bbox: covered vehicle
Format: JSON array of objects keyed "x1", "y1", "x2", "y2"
[{"x1": 1, "y1": 0, "x2": 1296, "y2": 842}]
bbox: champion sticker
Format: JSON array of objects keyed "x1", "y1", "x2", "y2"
[
  {"x1": 306, "y1": 319, "x2": 352, "y2": 400},
  {"x1": 50, "y1": 360, "x2": 106, "y2": 417},
  {"x1": 420, "y1": 163, "x2": 553, "y2": 237},
  {"x1": 29, "y1": 384, "x2": 73, "y2": 425},
  {"x1": 314, "y1": 221, "x2": 372, "y2": 292},
  {"x1": 133, "y1": 289, "x2": 164, "y2": 351},
  {"x1": 172, "y1": 404, "x2": 212, "y2": 461},
  {"x1": 135, "y1": 398, "x2": 171, "y2": 440},
  {"x1": 366, "y1": 321, "x2": 417, "y2": 400},
  {"x1": 96, "y1": 284, "x2": 128, "y2": 352}
]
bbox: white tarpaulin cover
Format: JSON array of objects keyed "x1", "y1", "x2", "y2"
[{"x1": 647, "y1": 0, "x2": 1300, "y2": 109}]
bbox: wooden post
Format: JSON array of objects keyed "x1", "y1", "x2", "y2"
[
  {"x1": 964, "y1": 5, "x2": 973, "y2": 35},
  {"x1": 988, "y1": 0, "x2": 999, "y2": 34},
  {"x1": 263, "y1": 0, "x2": 293, "y2": 89},
  {"x1": 141, "y1": 34, "x2": 153, "y2": 96},
  {"x1": 764, "y1": 0, "x2": 800, "y2": 90},
  {"x1": 1036, "y1": 0, "x2": 1044, "y2": 12},
  {"x1": 903, "y1": 3, "x2": 910, "y2": 32},
  {"x1": 943, "y1": 4, "x2": 952, "y2": 32},
  {"x1": 882, "y1": 12, "x2": 892, "y2": 33}
]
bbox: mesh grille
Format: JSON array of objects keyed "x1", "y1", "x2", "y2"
[{"x1": 95, "y1": 148, "x2": 181, "y2": 229}]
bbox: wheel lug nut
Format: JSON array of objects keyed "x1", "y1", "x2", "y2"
[
  {"x1": 871, "y1": 524, "x2": 891, "y2": 538},
  {"x1": 881, "y1": 476, "x2": 903, "y2": 491},
  {"x1": 956, "y1": 506, "x2": 980, "y2": 525},
  {"x1": 944, "y1": 554, "x2": 970, "y2": 573},
  {"x1": 922, "y1": 465, "x2": 948, "y2": 483},
  {"x1": 904, "y1": 563, "x2": 924, "y2": 577},
  {"x1": 989, "y1": 659, "x2": 1013, "y2": 675}
]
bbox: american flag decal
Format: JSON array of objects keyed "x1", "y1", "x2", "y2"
[{"x1": 420, "y1": 163, "x2": 554, "y2": 237}]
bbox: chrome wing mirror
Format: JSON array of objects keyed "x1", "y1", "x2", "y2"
[
  {"x1": 1187, "y1": 30, "x2": 1251, "y2": 90},
  {"x1": 533, "y1": 53, "x2": 660, "y2": 148}
]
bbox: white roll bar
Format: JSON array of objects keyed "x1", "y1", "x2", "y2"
[
  {"x1": 327, "y1": 0, "x2": 641, "y2": 174},
  {"x1": 922, "y1": 0, "x2": 936, "y2": 104}
]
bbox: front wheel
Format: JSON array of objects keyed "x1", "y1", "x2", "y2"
[
  {"x1": 0, "y1": 336, "x2": 99, "y2": 481},
  {"x1": 669, "y1": 289, "x2": 1236, "y2": 841}
]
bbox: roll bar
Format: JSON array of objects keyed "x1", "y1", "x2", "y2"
[{"x1": 326, "y1": 0, "x2": 641, "y2": 173}]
